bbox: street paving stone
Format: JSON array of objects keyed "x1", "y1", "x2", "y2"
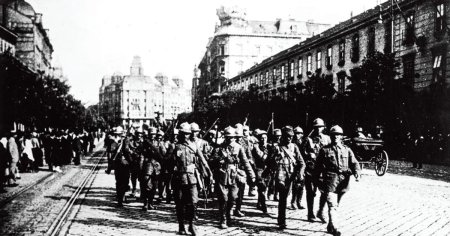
[{"x1": 66, "y1": 160, "x2": 450, "y2": 236}]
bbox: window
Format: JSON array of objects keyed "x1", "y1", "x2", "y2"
[
  {"x1": 326, "y1": 46, "x2": 332, "y2": 67},
  {"x1": 265, "y1": 71, "x2": 269, "y2": 85},
  {"x1": 298, "y1": 58, "x2": 303, "y2": 76},
  {"x1": 351, "y1": 34, "x2": 360, "y2": 62},
  {"x1": 368, "y1": 27, "x2": 376, "y2": 55},
  {"x1": 219, "y1": 44, "x2": 225, "y2": 56},
  {"x1": 337, "y1": 73, "x2": 346, "y2": 94},
  {"x1": 435, "y1": 3, "x2": 446, "y2": 35},
  {"x1": 316, "y1": 51, "x2": 322, "y2": 69},
  {"x1": 307, "y1": 54, "x2": 312, "y2": 72},
  {"x1": 273, "y1": 67, "x2": 277, "y2": 83},
  {"x1": 339, "y1": 40, "x2": 345, "y2": 65},
  {"x1": 281, "y1": 65, "x2": 285, "y2": 81},
  {"x1": 432, "y1": 52, "x2": 446, "y2": 83},
  {"x1": 404, "y1": 12, "x2": 415, "y2": 45},
  {"x1": 290, "y1": 61, "x2": 294, "y2": 78},
  {"x1": 402, "y1": 54, "x2": 415, "y2": 86},
  {"x1": 384, "y1": 22, "x2": 392, "y2": 54}
]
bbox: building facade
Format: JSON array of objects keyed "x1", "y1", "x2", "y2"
[
  {"x1": 0, "y1": 0, "x2": 53, "y2": 75},
  {"x1": 223, "y1": 0, "x2": 449, "y2": 97},
  {"x1": 0, "y1": 24, "x2": 16, "y2": 54},
  {"x1": 193, "y1": 6, "x2": 331, "y2": 108},
  {"x1": 99, "y1": 56, "x2": 192, "y2": 127}
]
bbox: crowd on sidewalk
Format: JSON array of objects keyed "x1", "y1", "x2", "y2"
[{"x1": 0, "y1": 128, "x2": 100, "y2": 193}]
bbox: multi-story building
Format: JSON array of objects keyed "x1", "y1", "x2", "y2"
[
  {"x1": 0, "y1": 0, "x2": 53, "y2": 75},
  {"x1": 0, "y1": 24, "x2": 16, "y2": 55},
  {"x1": 99, "y1": 56, "x2": 192, "y2": 127},
  {"x1": 192, "y1": 6, "x2": 331, "y2": 108},
  {"x1": 224, "y1": 0, "x2": 449, "y2": 97}
]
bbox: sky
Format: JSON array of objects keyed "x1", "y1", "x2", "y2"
[{"x1": 27, "y1": 0, "x2": 380, "y2": 105}]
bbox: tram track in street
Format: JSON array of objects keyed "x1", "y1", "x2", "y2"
[{"x1": 46, "y1": 150, "x2": 106, "y2": 236}]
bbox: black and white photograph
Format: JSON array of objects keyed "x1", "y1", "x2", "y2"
[{"x1": 0, "y1": 0, "x2": 449, "y2": 235}]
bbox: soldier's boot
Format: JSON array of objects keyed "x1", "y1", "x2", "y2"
[
  {"x1": 178, "y1": 223, "x2": 187, "y2": 235},
  {"x1": 117, "y1": 192, "x2": 124, "y2": 207},
  {"x1": 142, "y1": 197, "x2": 148, "y2": 211},
  {"x1": 226, "y1": 203, "x2": 233, "y2": 226},
  {"x1": 176, "y1": 205, "x2": 187, "y2": 235},
  {"x1": 219, "y1": 202, "x2": 228, "y2": 229},
  {"x1": 187, "y1": 205, "x2": 198, "y2": 236},
  {"x1": 317, "y1": 193, "x2": 327, "y2": 223},
  {"x1": 290, "y1": 201, "x2": 297, "y2": 210}
]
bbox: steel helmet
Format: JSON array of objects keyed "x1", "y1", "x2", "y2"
[
  {"x1": 149, "y1": 127, "x2": 158, "y2": 135},
  {"x1": 235, "y1": 128, "x2": 243, "y2": 137},
  {"x1": 224, "y1": 126, "x2": 236, "y2": 137},
  {"x1": 282, "y1": 126, "x2": 294, "y2": 136},
  {"x1": 313, "y1": 118, "x2": 325, "y2": 127},
  {"x1": 273, "y1": 129, "x2": 282, "y2": 136},
  {"x1": 190, "y1": 122, "x2": 201, "y2": 132},
  {"x1": 179, "y1": 122, "x2": 192, "y2": 134},
  {"x1": 294, "y1": 126, "x2": 304, "y2": 134},
  {"x1": 157, "y1": 130, "x2": 164, "y2": 136},
  {"x1": 330, "y1": 125, "x2": 344, "y2": 135},
  {"x1": 114, "y1": 126, "x2": 124, "y2": 134}
]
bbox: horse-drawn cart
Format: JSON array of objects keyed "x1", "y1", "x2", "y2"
[{"x1": 346, "y1": 137, "x2": 389, "y2": 176}]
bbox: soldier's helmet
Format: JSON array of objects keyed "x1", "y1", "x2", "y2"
[
  {"x1": 179, "y1": 122, "x2": 191, "y2": 134},
  {"x1": 114, "y1": 126, "x2": 124, "y2": 134},
  {"x1": 235, "y1": 128, "x2": 243, "y2": 137},
  {"x1": 190, "y1": 122, "x2": 201, "y2": 132},
  {"x1": 330, "y1": 125, "x2": 344, "y2": 135},
  {"x1": 273, "y1": 129, "x2": 282, "y2": 136},
  {"x1": 157, "y1": 130, "x2": 164, "y2": 136},
  {"x1": 136, "y1": 127, "x2": 144, "y2": 134},
  {"x1": 224, "y1": 126, "x2": 236, "y2": 137},
  {"x1": 282, "y1": 126, "x2": 294, "y2": 136},
  {"x1": 235, "y1": 123, "x2": 243, "y2": 130},
  {"x1": 294, "y1": 126, "x2": 304, "y2": 134},
  {"x1": 356, "y1": 127, "x2": 363, "y2": 132},
  {"x1": 256, "y1": 129, "x2": 267, "y2": 136},
  {"x1": 243, "y1": 125, "x2": 250, "y2": 131},
  {"x1": 313, "y1": 118, "x2": 325, "y2": 127},
  {"x1": 149, "y1": 127, "x2": 157, "y2": 135}
]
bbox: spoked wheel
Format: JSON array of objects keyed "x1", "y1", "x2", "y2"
[{"x1": 374, "y1": 150, "x2": 389, "y2": 176}]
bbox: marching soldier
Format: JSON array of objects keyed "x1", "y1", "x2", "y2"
[
  {"x1": 155, "y1": 130, "x2": 168, "y2": 203},
  {"x1": 242, "y1": 125, "x2": 257, "y2": 197},
  {"x1": 190, "y1": 123, "x2": 213, "y2": 198},
  {"x1": 313, "y1": 125, "x2": 360, "y2": 236},
  {"x1": 164, "y1": 128, "x2": 179, "y2": 204},
  {"x1": 111, "y1": 126, "x2": 132, "y2": 207},
  {"x1": 305, "y1": 118, "x2": 331, "y2": 222},
  {"x1": 268, "y1": 128, "x2": 282, "y2": 201},
  {"x1": 251, "y1": 129, "x2": 270, "y2": 213},
  {"x1": 129, "y1": 127, "x2": 144, "y2": 198},
  {"x1": 234, "y1": 124, "x2": 254, "y2": 217},
  {"x1": 265, "y1": 126, "x2": 305, "y2": 229},
  {"x1": 141, "y1": 127, "x2": 163, "y2": 210},
  {"x1": 209, "y1": 127, "x2": 255, "y2": 229},
  {"x1": 170, "y1": 122, "x2": 212, "y2": 236},
  {"x1": 291, "y1": 126, "x2": 306, "y2": 210}
]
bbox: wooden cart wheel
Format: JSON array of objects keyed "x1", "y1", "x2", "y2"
[{"x1": 375, "y1": 150, "x2": 389, "y2": 176}]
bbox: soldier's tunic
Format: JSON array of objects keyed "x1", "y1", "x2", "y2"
[
  {"x1": 129, "y1": 137, "x2": 144, "y2": 195},
  {"x1": 266, "y1": 142, "x2": 305, "y2": 227},
  {"x1": 252, "y1": 141, "x2": 270, "y2": 212},
  {"x1": 292, "y1": 139, "x2": 307, "y2": 207},
  {"x1": 112, "y1": 137, "x2": 132, "y2": 205},
  {"x1": 153, "y1": 139, "x2": 167, "y2": 201},
  {"x1": 171, "y1": 140, "x2": 209, "y2": 226},
  {"x1": 140, "y1": 138, "x2": 162, "y2": 208},
  {"x1": 210, "y1": 141, "x2": 255, "y2": 225},
  {"x1": 192, "y1": 138, "x2": 213, "y2": 195},
  {"x1": 304, "y1": 133, "x2": 331, "y2": 218},
  {"x1": 313, "y1": 143, "x2": 360, "y2": 230},
  {"x1": 235, "y1": 137, "x2": 254, "y2": 212}
]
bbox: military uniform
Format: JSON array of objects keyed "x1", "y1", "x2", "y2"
[
  {"x1": 235, "y1": 133, "x2": 254, "y2": 216},
  {"x1": 111, "y1": 131, "x2": 132, "y2": 207},
  {"x1": 129, "y1": 135, "x2": 144, "y2": 197},
  {"x1": 305, "y1": 131, "x2": 331, "y2": 220},
  {"x1": 210, "y1": 131, "x2": 255, "y2": 228},
  {"x1": 140, "y1": 136, "x2": 162, "y2": 210},
  {"x1": 251, "y1": 134, "x2": 270, "y2": 213},
  {"x1": 313, "y1": 127, "x2": 360, "y2": 235},
  {"x1": 266, "y1": 127, "x2": 305, "y2": 229}
]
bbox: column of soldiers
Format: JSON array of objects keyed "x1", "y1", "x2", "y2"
[{"x1": 107, "y1": 118, "x2": 360, "y2": 236}]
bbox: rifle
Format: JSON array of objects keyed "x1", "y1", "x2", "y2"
[
  {"x1": 266, "y1": 113, "x2": 274, "y2": 134},
  {"x1": 243, "y1": 113, "x2": 250, "y2": 126},
  {"x1": 202, "y1": 118, "x2": 219, "y2": 139},
  {"x1": 214, "y1": 125, "x2": 219, "y2": 145}
]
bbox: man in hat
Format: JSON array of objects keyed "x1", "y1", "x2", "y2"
[
  {"x1": 233, "y1": 125, "x2": 254, "y2": 216},
  {"x1": 209, "y1": 126, "x2": 255, "y2": 228},
  {"x1": 314, "y1": 125, "x2": 360, "y2": 236},
  {"x1": 305, "y1": 118, "x2": 331, "y2": 222},
  {"x1": 268, "y1": 128, "x2": 282, "y2": 201},
  {"x1": 153, "y1": 111, "x2": 168, "y2": 131},
  {"x1": 291, "y1": 126, "x2": 306, "y2": 210},
  {"x1": 111, "y1": 126, "x2": 132, "y2": 207},
  {"x1": 251, "y1": 129, "x2": 270, "y2": 213},
  {"x1": 266, "y1": 126, "x2": 305, "y2": 229},
  {"x1": 170, "y1": 122, "x2": 212, "y2": 236},
  {"x1": 128, "y1": 127, "x2": 145, "y2": 198},
  {"x1": 141, "y1": 127, "x2": 163, "y2": 210}
]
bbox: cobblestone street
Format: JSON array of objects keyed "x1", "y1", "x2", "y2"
[{"x1": 65, "y1": 158, "x2": 450, "y2": 236}]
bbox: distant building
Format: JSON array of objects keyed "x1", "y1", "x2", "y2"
[
  {"x1": 193, "y1": 6, "x2": 331, "y2": 108},
  {"x1": 0, "y1": 0, "x2": 53, "y2": 75},
  {"x1": 99, "y1": 56, "x2": 192, "y2": 127},
  {"x1": 224, "y1": 0, "x2": 449, "y2": 96}
]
